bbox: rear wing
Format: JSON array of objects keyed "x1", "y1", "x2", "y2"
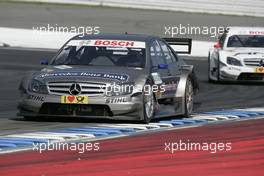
[{"x1": 163, "y1": 38, "x2": 192, "y2": 54}]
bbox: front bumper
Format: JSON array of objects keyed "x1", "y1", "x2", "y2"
[
  {"x1": 220, "y1": 66, "x2": 264, "y2": 82},
  {"x1": 17, "y1": 92, "x2": 143, "y2": 120}
]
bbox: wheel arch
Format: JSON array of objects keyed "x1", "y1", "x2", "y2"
[{"x1": 174, "y1": 65, "x2": 197, "y2": 114}]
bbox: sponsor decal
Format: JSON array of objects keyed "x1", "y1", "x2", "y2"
[
  {"x1": 61, "y1": 95, "x2": 89, "y2": 104},
  {"x1": 228, "y1": 67, "x2": 241, "y2": 71},
  {"x1": 160, "y1": 77, "x2": 179, "y2": 96},
  {"x1": 41, "y1": 68, "x2": 54, "y2": 72},
  {"x1": 106, "y1": 97, "x2": 127, "y2": 104},
  {"x1": 54, "y1": 65, "x2": 73, "y2": 69},
  {"x1": 94, "y1": 40, "x2": 134, "y2": 47},
  {"x1": 36, "y1": 72, "x2": 129, "y2": 81},
  {"x1": 164, "y1": 82, "x2": 178, "y2": 91},
  {"x1": 255, "y1": 67, "x2": 264, "y2": 73},
  {"x1": 67, "y1": 39, "x2": 146, "y2": 48},
  {"x1": 249, "y1": 31, "x2": 264, "y2": 35},
  {"x1": 27, "y1": 95, "x2": 44, "y2": 101},
  {"x1": 164, "y1": 78, "x2": 179, "y2": 90}
]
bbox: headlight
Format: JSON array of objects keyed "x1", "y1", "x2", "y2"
[
  {"x1": 226, "y1": 57, "x2": 242, "y2": 66},
  {"x1": 105, "y1": 82, "x2": 134, "y2": 97},
  {"x1": 28, "y1": 79, "x2": 48, "y2": 94}
]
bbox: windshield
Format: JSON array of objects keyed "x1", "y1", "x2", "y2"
[
  {"x1": 227, "y1": 35, "x2": 264, "y2": 47},
  {"x1": 51, "y1": 39, "x2": 146, "y2": 68}
]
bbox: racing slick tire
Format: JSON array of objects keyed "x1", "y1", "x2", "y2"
[
  {"x1": 184, "y1": 78, "x2": 194, "y2": 117},
  {"x1": 141, "y1": 84, "x2": 155, "y2": 124},
  {"x1": 208, "y1": 54, "x2": 215, "y2": 83},
  {"x1": 208, "y1": 53, "x2": 220, "y2": 83}
]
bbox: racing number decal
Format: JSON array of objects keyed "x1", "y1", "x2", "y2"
[{"x1": 61, "y1": 96, "x2": 89, "y2": 104}]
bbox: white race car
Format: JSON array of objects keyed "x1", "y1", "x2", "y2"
[{"x1": 208, "y1": 27, "x2": 264, "y2": 82}]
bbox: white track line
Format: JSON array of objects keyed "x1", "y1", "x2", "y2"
[
  {"x1": 7, "y1": 134, "x2": 65, "y2": 141},
  {"x1": 31, "y1": 132, "x2": 95, "y2": 139}
]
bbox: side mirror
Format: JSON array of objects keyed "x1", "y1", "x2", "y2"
[
  {"x1": 213, "y1": 42, "x2": 221, "y2": 49},
  {"x1": 158, "y1": 64, "x2": 168, "y2": 69},
  {"x1": 40, "y1": 59, "x2": 49, "y2": 65}
]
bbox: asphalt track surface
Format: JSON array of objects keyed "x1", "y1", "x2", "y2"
[
  {"x1": 0, "y1": 118, "x2": 263, "y2": 176},
  {"x1": 0, "y1": 2, "x2": 264, "y2": 41},
  {"x1": 0, "y1": 48, "x2": 264, "y2": 134}
]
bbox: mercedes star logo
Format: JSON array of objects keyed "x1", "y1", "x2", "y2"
[
  {"x1": 69, "y1": 83, "x2": 81, "y2": 95},
  {"x1": 260, "y1": 59, "x2": 264, "y2": 67}
]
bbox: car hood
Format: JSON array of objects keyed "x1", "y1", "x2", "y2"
[
  {"x1": 33, "y1": 65, "x2": 147, "y2": 84},
  {"x1": 224, "y1": 48, "x2": 264, "y2": 57}
]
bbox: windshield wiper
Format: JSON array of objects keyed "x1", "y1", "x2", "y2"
[{"x1": 234, "y1": 35, "x2": 246, "y2": 47}]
